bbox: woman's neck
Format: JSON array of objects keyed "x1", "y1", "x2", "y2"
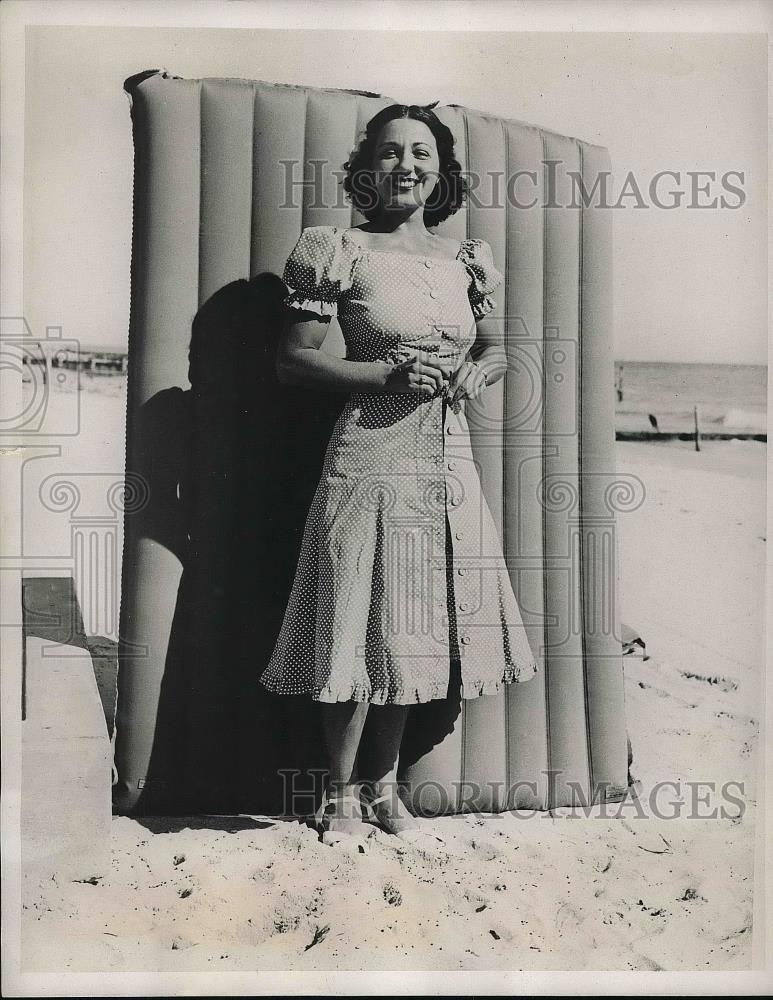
[{"x1": 363, "y1": 212, "x2": 431, "y2": 237}]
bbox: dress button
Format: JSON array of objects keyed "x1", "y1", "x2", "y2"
[
  {"x1": 455, "y1": 531, "x2": 463, "y2": 540},
  {"x1": 447, "y1": 461, "x2": 457, "y2": 471},
  {"x1": 424, "y1": 259, "x2": 433, "y2": 268},
  {"x1": 460, "y1": 635, "x2": 471, "y2": 645},
  {"x1": 451, "y1": 496, "x2": 462, "y2": 506},
  {"x1": 446, "y1": 425, "x2": 454, "y2": 435},
  {"x1": 429, "y1": 290, "x2": 437, "y2": 299},
  {"x1": 457, "y1": 567, "x2": 466, "y2": 576},
  {"x1": 459, "y1": 601, "x2": 469, "y2": 612}
]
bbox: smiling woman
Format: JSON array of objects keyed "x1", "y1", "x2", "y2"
[
  {"x1": 342, "y1": 102, "x2": 469, "y2": 231},
  {"x1": 258, "y1": 102, "x2": 539, "y2": 848}
]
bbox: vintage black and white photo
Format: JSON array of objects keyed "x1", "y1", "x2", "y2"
[{"x1": 1, "y1": 1, "x2": 769, "y2": 995}]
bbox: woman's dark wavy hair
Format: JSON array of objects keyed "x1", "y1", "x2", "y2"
[{"x1": 342, "y1": 102, "x2": 468, "y2": 228}]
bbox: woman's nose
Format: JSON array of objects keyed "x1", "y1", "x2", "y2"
[{"x1": 396, "y1": 150, "x2": 416, "y2": 173}]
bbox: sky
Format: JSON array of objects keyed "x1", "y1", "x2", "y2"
[{"x1": 23, "y1": 26, "x2": 767, "y2": 365}]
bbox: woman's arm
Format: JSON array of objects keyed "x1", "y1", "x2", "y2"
[
  {"x1": 447, "y1": 313, "x2": 508, "y2": 407},
  {"x1": 467, "y1": 313, "x2": 508, "y2": 388},
  {"x1": 275, "y1": 310, "x2": 391, "y2": 393},
  {"x1": 276, "y1": 309, "x2": 452, "y2": 397}
]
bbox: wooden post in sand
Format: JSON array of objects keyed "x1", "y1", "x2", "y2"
[
  {"x1": 43, "y1": 345, "x2": 51, "y2": 387},
  {"x1": 693, "y1": 404, "x2": 702, "y2": 452}
]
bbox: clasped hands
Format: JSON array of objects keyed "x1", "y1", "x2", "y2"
[{"x1": 376, "y1": 349, "x2": 487, "y2": 410}]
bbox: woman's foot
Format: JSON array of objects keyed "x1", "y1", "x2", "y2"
[
  {"x1": 362, "y1": 785, "x2": 420, "y2": 835},
  {"x1": 362, "y1": 785, "x2": 447, "y2": 848},
  {"x1": 316, "y1": 790, "x2": 367, "y2": 844}
]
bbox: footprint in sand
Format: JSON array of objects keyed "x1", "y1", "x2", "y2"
[
  {"x1": 555, "y1": 901, "x2": 583, "y2": 933},
  {"x1": 250, "y1": 867, "x2": 276, "y2": 884},
  {"x1": 273, "y1": 911, "x2": 301, "y2": 934},
  {"x1": 469, "y1": 838, "x2": 504, "y2": 862},
  {"x1": 463, "y1": 888, "x2": 490, "y2": 911},
  {"x1": 382, "y1": 882, "x2": 403, "y2": 907}
]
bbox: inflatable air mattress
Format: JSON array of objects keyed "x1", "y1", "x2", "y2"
[{"x1": 114, "y1": 69, "x2": 629, "y2": 815}]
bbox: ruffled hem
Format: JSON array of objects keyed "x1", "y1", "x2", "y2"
[
  {"x1": 258, "y1": 659, "x2": 539, "y2": 706},
  {"x1": 284, "y1": 296, "x2": 337, "y2": 318},
  {"x1": 460, "y1": 658, "x2": 540, "y2": 699},
  {"x1": 471, "y1": 294, "x2": 496, "y2": 320}
]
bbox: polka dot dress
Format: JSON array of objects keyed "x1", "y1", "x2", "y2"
[{"x1": 258, "y1": 225, "x2": 540, "y2": 705}]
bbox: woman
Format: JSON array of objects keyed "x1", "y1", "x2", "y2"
[{"x1": 259, "y1": 102, "x2": 539, "y2": 847}]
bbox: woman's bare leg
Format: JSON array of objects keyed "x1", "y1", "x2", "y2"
[
  {"x1": 319, "y1": 701, "x2": 370, "y2": 832},
  {"x1": 361, "y1": 704, "x2": 419, "y2": 834}
]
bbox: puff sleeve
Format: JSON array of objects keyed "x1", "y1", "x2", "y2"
[
  {"x1": 459, "y1": 238, "x2": 504, "y2": 320},
  {"x1": 282, "y1": 225, "x2": 357, "y2": 318}
]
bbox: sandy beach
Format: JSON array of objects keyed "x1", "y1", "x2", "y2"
[{"x1": 19, "y1": 374, "x2": 765, "y2": 972}]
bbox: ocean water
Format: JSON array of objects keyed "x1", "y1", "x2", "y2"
[{"x1": 614, "y1": 361, "x2": 768, "y2": 435}]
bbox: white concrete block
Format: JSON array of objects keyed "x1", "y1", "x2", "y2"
[{"x1": 22, "y1": 636, "x2": 111, "y2": 883}]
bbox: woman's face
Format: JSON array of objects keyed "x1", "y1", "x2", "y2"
[{"x1": 371, "y1": 117, "x2": 441, "y2": 217}]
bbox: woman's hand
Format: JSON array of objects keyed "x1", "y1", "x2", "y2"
[
  {"x1": 446, "y1": 360, "x2": 487, "y2": 408},
  {"x1": 376, "y1": 350, "x2": 456, "y2": 397}
]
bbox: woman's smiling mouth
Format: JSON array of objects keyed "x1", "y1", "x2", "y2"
[{"x1": 392, "y1": 176, "x2": 420, "y2": 191}]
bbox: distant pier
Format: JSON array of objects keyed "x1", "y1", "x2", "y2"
[
  {"x1": 615, "y1": 430, "x2": 766, "y2": 443},
  {"x1": 22, "y1": 346, "x2": 127, "y2": 376}
]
